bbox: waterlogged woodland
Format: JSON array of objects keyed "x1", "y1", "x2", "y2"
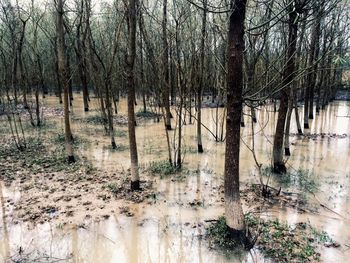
[{"x1": 0, "y1": 0, "x2": 350, "y2": 262}]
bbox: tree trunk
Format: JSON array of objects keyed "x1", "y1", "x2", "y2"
[
  {"x1": 284, "y1": 90, "x2": 293, "y2": 156},
  {"x1": 224, "y1": 0, "x2": 247, "y2": 241},
  {"x1": 272, "y1": 3, "x2": 299, "y2": 174},
  {"x1": 293, "y1": 89, "x2": 303, "y2": 135},
  {"x1": 11, "y1": 45, "x2": 18, "y2": 106},
  {"x1": 127, "y1": 0, "x2": 140, "y2": 191},
  {"x1": 76, "y1": 42, "x2": 89, "y2": 112},
  {"x1": 304, "y1": 8, "x2": 322, "y2": 125},
  {"x1": 251, "y1": 106, "x2": 257, "y2": 123},
  {"x1": 105, "y1": 79, "x2": 116, "y2": 149},
  {"x1": 54, "y1": 38, "x2": 63, "y2": 104},
  {"x1": 240, "y1": 106, "x2": 245, "y2": 127},
  {"x1": 18, "y1": 20, "x2": 28, "y2": 109},
  {"x1": 75, "y1": 0, "x2": 89, "y2": 112},
  {"x1": 56, "y1": 0, "x2": 75, "y2": 163},
  {"x1": 67, "y1": 52, "x2": 73, "y2": 105},
  {"x1": 197, "y1": 0, "x2": 207, "y2": 153},
  {"x1": 177, "y1": 76, "x2": 183, "y2": 168},
  {"x1": 308, "y1": 10, "x2": 322, "y2": 120},
  {"x1": 35, "y1": 85, "x2": 41, "y2": 126},
  {"x1": 162, "y1": 0, "x2": 171, "y2": 130}
]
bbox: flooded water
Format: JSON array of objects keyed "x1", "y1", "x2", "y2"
[{"x1": 0, "y1": 93, "x2": 349, "y2": 262}]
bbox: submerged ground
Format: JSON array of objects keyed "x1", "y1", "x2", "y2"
[{"x1": 0, "y1": 94, "x2": 349, "y2": 262}]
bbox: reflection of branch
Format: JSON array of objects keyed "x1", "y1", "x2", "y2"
[{"x1": 0, "y1": 182, "x2": 10, "y2": 260}]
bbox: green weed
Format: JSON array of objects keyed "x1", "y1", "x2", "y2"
[
  {"x1": 206, "y1": 214, "x2": 336, "y2": 262},
  {"x1": 148, "y1": 160, "x2": 178, "y2": 176},
  {"x1": 136, "y1": 109, "x2": 159, "y2": 118},
  {"x1": 262, "y1": 166, "x2": 318, "y2": 193}
]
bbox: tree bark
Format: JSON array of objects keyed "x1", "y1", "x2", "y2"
[
  {"x1": 56, "y1": 0, "x2": 75, "y2": 163},
  {"x1": 162, "y1": 0, "x2": 171, "y2": 130},
  {"x1": 272, "y1": 3, "x2": 299, "y2": 174},
  {"x1": 304, "y1": 8, "x2": 322, "y2": 126},
  {"x1": 197, "y1": 0, "x2": 207, "y2": 153},
  {"x1": 308, "y1": 9, "x2": 322, "y2": 120},
  {"x1": 284, "y1": 90, "x2": 293, "y2": 156},
  {"x1": 75, "y1": 3, "x2": 89, "y2": 112},
  {"x1": 225, "y1": 0, "x2": 247, "y2": 240},
  {"x1": 105, "y1": 78, "x2": 116, "y2": 149},
  {"x1": 127, "y1": 0, "x2": 140, "y2": 191}
]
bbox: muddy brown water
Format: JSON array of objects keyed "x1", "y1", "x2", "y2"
[{"x1": 0, "y1": 94, "x2": 349, "y2": 262}]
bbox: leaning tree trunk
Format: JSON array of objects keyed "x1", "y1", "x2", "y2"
[
  {"x1": 56, "y1": 0, "x2": 75, "y2": 163},
  {"x1": 224, "y1": 0, "x2": 248, "y2": 242},
  {"x1": 127, "y1": 0, "x2": 140, "y2": 191},
  {"x1": 272, "y1": 3, "x2": 299, "y2": 174}
]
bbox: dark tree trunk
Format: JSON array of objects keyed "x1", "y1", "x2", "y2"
[
  {"x1": 162, "y1": 0, "x2": 171, "y2": 130},
  {"x1": 127, "y1": 0, "x2": 140, "y2": 191},
  {"x1": 304, "y1": 8, "x2": 322, "y2": 125},
  {"x1": 67, "y1": 52, "x2": 73, "y2": 106},
  {"x1": 197, "y1": 0, "x2": 207, "y2": 153},
  {"x1": 224, "y1": 0, "x2": 248, "y2": 242},
  {"x1": 272, "y1": 3, "x2": 299, "y2": 174},
  {"x1": 308, "y1": 10, "x2": 322, "y2": 120},
  {"x1": 56, "y1": 0, "x2": 75, "y2": 163}
]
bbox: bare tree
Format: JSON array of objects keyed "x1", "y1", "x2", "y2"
[
  {"x1": 126, "y1": 0, "x2": 140, "y2": 190},
  {"x1": 272, "y1": 0, "x2": 303, "y2": 174},
  {"x1": 224, "y1": 0, "x2": 249, "y2": 245},
  {"x1": 56, "y1": 0, "x2": 75, "y2": 163}
]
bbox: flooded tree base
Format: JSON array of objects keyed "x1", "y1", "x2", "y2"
[
  {"x1": 273, "y1": 162, "x2": 287, "y2": 174},
  {"x1": 198, "y1": 144, "x2": 203, "y2": 153},
  {"x1": 68, "y1": 155, "x2": 76, "y2": 163},
  {"x1": 111, "y1": 141, "x2": 117, "y2": 149},
  {"x1": 285, "y1": 147, "x2": 291, "y2": 156},
  {"x1": 130, "y1": 180, "x2": 141, "y2": 191},
  {"x1": 227, "y1": 227, "x2": 254, "y2": 250}
]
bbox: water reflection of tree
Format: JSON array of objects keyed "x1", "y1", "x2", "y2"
[{"x1": 0, "y1": 182, "x2": 10, "y2": 261}]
